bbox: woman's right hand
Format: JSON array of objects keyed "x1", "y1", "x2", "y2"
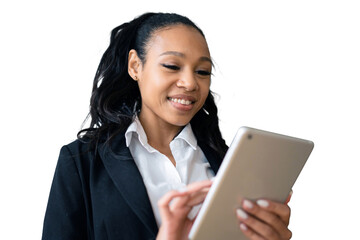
[{"x1": 156, "y1": 180, "x2": 213, "y2": 240}]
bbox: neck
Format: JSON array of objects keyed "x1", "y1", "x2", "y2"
[{"x1": 138, "y1": 113, "x2": 183, "y2": 150}]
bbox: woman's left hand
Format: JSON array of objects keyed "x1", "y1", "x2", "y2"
[{"x1": 236, "y1": 197, "x2": 292, "y2": 240}]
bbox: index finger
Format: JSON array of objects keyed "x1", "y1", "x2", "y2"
[
  {"x1": 171, "y1": 180, "x2": 213, "y2": 208},
  {"x1": 184, "y1": 179, "x2": 213, "y2": 194}
]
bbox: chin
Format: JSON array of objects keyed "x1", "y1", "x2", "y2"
[{"x1": 168, "y1": 116, "x2": 193, "y2": 127}]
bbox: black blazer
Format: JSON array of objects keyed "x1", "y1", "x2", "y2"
[{"x1": 42, "y1": 133, "x2": 224, "y2": 240}]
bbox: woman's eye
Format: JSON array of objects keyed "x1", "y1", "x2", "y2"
[
  {"x1": 196, "y1": 70, "x2": 212, "y2": 76},
  {"x1": 162, "y1": 64, "x2": 180, "y2": 71}
]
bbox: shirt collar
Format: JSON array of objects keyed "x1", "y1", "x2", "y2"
[
  {"x1": 125, "y1": 116, "x2": 150, "y2": 149},
  {"x1": 125, "y1": 116, "x2": 197, "y2": 151},
  {"x1": 174, "y1": 124, "x2": 197, "y2": 150}
]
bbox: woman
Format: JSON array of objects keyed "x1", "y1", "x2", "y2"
[{"x1": 42, "y1": 12, "x2": 292, "y2": 240}]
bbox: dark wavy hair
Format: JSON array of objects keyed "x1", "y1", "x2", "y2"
[{"x1": 78, "y1": 12, "x2": 228, "y2": 158}]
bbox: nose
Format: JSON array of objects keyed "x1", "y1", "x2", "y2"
[{"x1": 176, "y1": 70, "x2": 198, "y2": 91}]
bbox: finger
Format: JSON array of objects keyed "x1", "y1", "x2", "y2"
[
  {"x1": 239, "y1": 223, "x2": 266, "y2": 240},
  {"x1": 171, "y1": 181, "x2": 212, "y2": 209},
  {"x1": 237, "y1": 208, "x2": 280, "y2": 240},
  {"x1": 242, "y1": 200, "x2": 292, "y2": 239},
  {"x1": 285, "y1": 190, "x2": 293, "y2": 204},
  {"x1": 158, "y1": 190, "x2": 187, "y2": 219},
  {"x1": 186, "y1": 188, "x2": 210, "y2": 206},
  {"x1": 184, "y1": 180, "x2": 213, "y2": 194},
  {"x1": 170, "y1": 194, "x2": 191, "y2": 212},
  {"x1": 256, "y1": 199, "x2": 291, "y2": 225}
]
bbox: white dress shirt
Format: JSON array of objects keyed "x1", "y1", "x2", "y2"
[{"x1": 125, "y1": 117, "x2": 214, "y2": 227}]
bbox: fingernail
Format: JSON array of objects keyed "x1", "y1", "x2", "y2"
[
  {"x1": 257, "y1": 199, "x2": 269, "y2": 208},
  {"x1": 236, "y1": 209, "x2": 248, "y2": 219},
  {"x1": 240, "y1": 223, "x2": 248, "y2": 231},
  {"x1": 243, "y1": 200, "x2": 253, "y2": 209},
  {"x1": 285, "y1": 190, "x2": 293, "y2": 204}
]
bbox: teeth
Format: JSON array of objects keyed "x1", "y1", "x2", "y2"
[{"x1": 169, "y1": 98, "x2": 192, "y2": 105}]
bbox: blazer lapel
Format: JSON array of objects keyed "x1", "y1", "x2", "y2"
[{"x1": 98, "y1": 134, "x2": 158, "y2": 236}]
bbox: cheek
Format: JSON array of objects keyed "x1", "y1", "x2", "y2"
[
  {"x1": 139, "y1": 72, "x2": 160, "y2": 94},
  {"x1": 199, "y1": 80, "x2": 210, "y2": 102},
  {"x1": 141, "y1": 70, "x2": 173, "y2": 90},
  {"x1": 138, "y1": 73, "x2": 174, "y2": 105}
]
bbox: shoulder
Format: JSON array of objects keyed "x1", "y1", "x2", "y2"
[
  {"x1": 59, "y1": 138, "x2": 92, "y2": 159},
  {"x1": 59, "y1": 132, "x2": 129, "y2": 161},
  {"x1": 55, "y1": 137, "x2": 103, "y2": 171}
]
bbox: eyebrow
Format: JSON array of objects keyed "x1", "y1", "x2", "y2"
[{"x1": 159, "y1": 51, "x2": 213, "y2": 66}]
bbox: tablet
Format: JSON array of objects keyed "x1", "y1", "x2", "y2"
[{"x1": 188, "y1": 127, "x2": 314, "y2": 240}]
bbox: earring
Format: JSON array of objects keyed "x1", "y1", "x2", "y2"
[{"x1": 133, "y1": 76, "x2": 138, "y2": 81}]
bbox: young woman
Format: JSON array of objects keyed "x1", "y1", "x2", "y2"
[{"x1": 42, "y1": 13, "x2": 292, "y2": 240}]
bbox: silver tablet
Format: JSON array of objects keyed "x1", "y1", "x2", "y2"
[{"x1": 189, "y1": 127, "x2": 314, "y2": 240}]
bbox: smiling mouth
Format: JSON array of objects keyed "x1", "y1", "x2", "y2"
[{"x1": 168, "y1": 97, "x2": 194, "y2": 106}]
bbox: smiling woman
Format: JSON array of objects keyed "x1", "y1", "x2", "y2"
[{"x1": 42, "y1": 12, "x2": 292, "y2": 240}]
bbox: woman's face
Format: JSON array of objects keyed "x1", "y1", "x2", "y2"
[{"x1": 130, "y1": 24, "x2": 212, "y2": 129}]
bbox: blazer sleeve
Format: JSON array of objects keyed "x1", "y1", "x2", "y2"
[{"x1": 42, "y1": 145, "x2": 88, "y2": 240}]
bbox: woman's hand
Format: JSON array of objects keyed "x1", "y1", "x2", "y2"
[
  {"x1": 236, "y1": 193, "x2": 293, "y2": 240},
  {"x1": 156, "y1": 180, "x2": 212, "y2": 240}
]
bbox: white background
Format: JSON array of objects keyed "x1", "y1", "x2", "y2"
[{"x1": 1, "y1": 0, "x2": 359, "y2": 239}]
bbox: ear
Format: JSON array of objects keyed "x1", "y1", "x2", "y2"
[{"x1": 128, "y1": 49, "x2": 142, "y2": 81}]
